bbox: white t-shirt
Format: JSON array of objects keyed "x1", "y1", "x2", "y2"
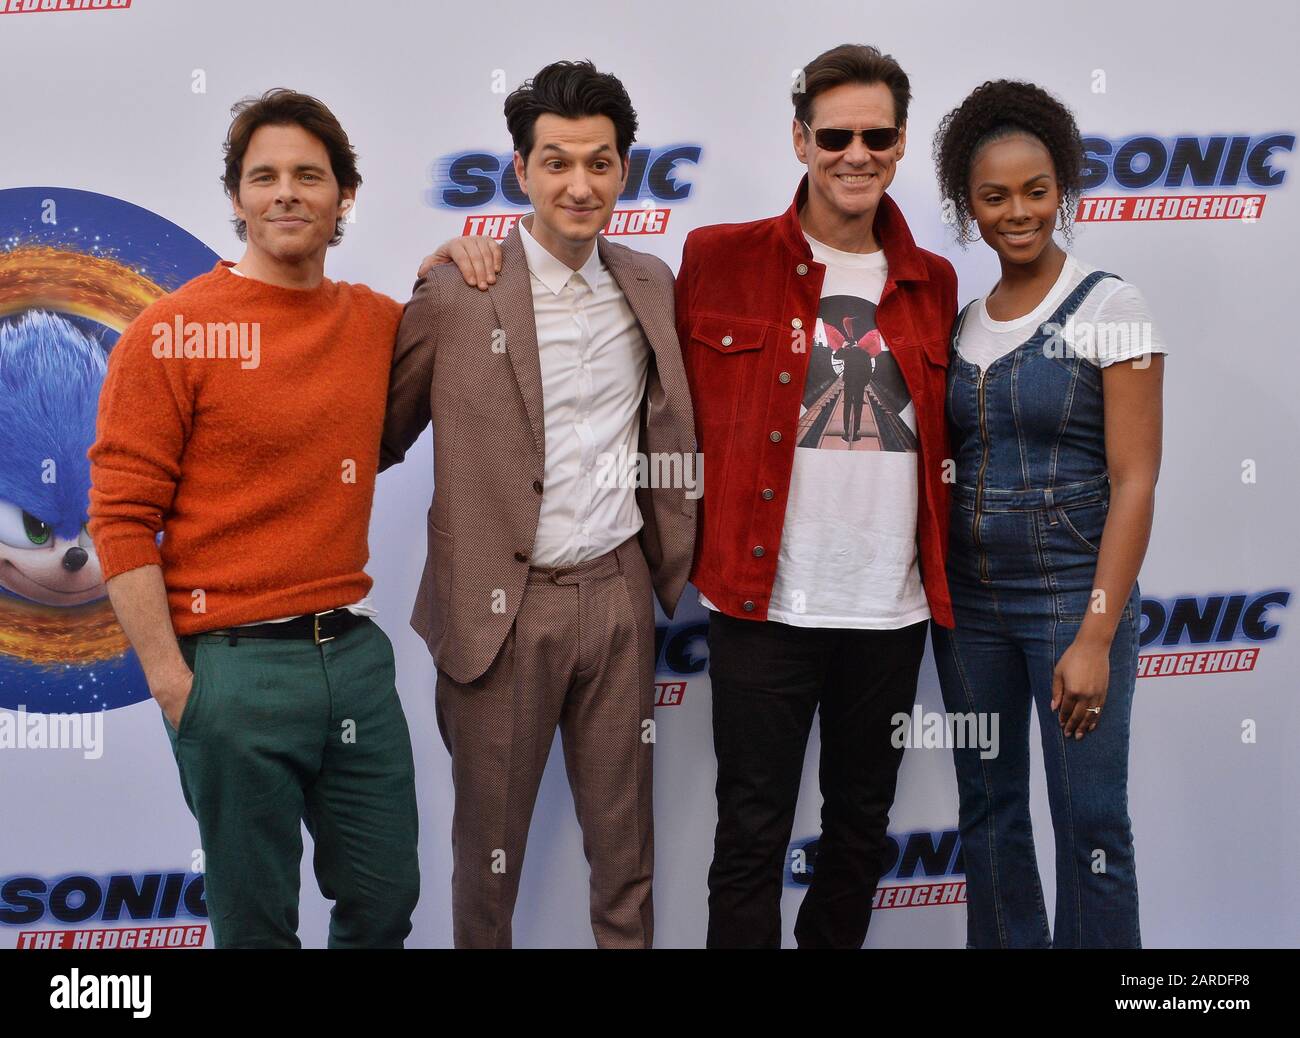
[
  {"x1": 700, "y1": 232, "x2": 930, "y2": 630},
  {"x1": 957, "y1": 254, "x2": 1168, "y2": 370}
]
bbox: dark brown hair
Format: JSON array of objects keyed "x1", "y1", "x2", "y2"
[
  {"x1": 221, "y1": 88, "x2": 361, "y2": 246},
  {"x1": 504, "y1": 60, "x2": 638, "y2": 168},
  {"x1": 793, "y1": 44, "x2": 912, "y2": 130}
]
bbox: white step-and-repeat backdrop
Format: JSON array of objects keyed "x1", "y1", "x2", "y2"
[{"x1": 1, "y1": 0, "x2": 1296, "y2": 948}]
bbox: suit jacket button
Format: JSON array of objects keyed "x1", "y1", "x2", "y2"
[
  {"x1": 778, "y1": 371, "x2": 791, "y2": 384},
  {"x1": 791, "y1": 317, "x2": 803, "y2": 330},
  {"x1": 721, "y1": 334, "x2": 734, "y2": 346},
  {"x1": 769, "y1": 430, "x2": 782, "y2": 443},
  {"x1": 742, "y1": 600, "x2": 756, "y2": 612},
  {"x1": 515, "y1": 551, "x2": 528, "y2": 563},
  {"x1": 796, "y1": 263, "x2": 808, "y2": 275},
  {"x1": 752, "y1": 545, "x2": 765, "y2": 558},
  {"x1": 761, "y1": 488, "x2": 775, "y2": 500},
  {"x1": 533, "y1": 480, "x2": 543, "y2": 494}
]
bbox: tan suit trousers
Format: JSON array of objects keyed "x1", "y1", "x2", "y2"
[{"x1": 434, "y1": 534, "x2": 656, "y2": 948}]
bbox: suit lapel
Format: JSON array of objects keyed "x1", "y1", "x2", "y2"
[
  {"x1": 488, "y1": 228, "x2": 545, "y2": 460},
  {"x1": 491, "y1": 230, "x2": 691, "y2": 468},
  {"x1": 598, "y1": 236, "x2": 693, "y2": 442},
  {"x1": 598, "y1": 235, "x2": 663, "y2": 368}
]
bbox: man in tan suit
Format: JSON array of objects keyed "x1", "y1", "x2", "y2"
[{"x1": 381, "y1": 61, "x2": 696, "y2": 948}]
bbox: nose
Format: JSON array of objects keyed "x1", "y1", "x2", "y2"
[
  {"x1": 1008, "y1": 194, "x2": 1030, "y2": 221},
  {"x1": 274, "y1": 174, "x2": 300, "y2": 205},
  {"x1": 63, "y1": 546, "x2": 88, "y2": 572},
  {"x1": 567, "y1": 168, "x2": 593, "y2": 202},
  {"x1": 842, "y1": 135, "x2": 873, "y2": 166}
]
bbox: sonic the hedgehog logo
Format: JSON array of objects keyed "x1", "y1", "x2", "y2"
[{"x1": 0, "y1": 187, "x2": 217, "y2": 712}]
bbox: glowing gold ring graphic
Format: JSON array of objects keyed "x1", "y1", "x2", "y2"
[{"x1": 0, "y1": 245, "x2": 165, "y2": 665}]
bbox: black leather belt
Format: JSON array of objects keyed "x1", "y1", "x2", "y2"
[{"x1": 213, "y1": 609, "x2": 368, "y2": 646}]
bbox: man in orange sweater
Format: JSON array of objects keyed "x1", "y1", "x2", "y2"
[{"x1": 87, "y1": 89, "x2": 419, "y2": 948}]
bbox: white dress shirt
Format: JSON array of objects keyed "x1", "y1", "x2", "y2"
[{"x1": 518, "y1": 219, "x2": 650, "y2": 567}]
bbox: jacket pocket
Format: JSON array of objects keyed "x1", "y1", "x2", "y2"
[
  {"x1": 690, "y1": 314, "x2": 770, "y2": 354},
  {"x1": 428, "y1": 518, "x2": 452, "y2": 624},
  {"x1": 412, "y1": 513, "x2": 453, "y2": 648},
  {"x1": 920, "y1": 334, "x2": 950, "y2": 368}
]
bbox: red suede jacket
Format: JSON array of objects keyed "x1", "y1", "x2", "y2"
[{"x1": 675, "y1": 175, "x2": 958, "y2": 628}]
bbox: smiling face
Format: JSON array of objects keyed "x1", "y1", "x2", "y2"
[
  {"x1": 794, "y1": 81, "x2": 906, "y2": 226},
  {"x1": 231, "y1": 123, "x2": 353, "y2": 270},
  {"x1": 514, "y1": 113, "x2": 627, "y2": 263},
  {"x1": 0, "y1": 503, "x2": 103, "y2": 606},
  {"x1": 968, "y1": 133, "x2": 1061, "y2": 264}
]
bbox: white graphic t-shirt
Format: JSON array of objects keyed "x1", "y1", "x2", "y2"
[{"x1": 701, "y1": 232, "x2": 930, "y2": 629}]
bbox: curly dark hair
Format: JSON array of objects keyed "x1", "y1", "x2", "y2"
[
  {"x1": 932, "y1": 79, "x2": 1083, "y2": 247},
  {"x1": 504, "y1": 60, "x2": 638, "y2": 168}
]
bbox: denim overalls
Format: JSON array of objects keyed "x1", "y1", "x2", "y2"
[{"x1": 931, "y1": 269, "x2": 1141, "y2": 948}]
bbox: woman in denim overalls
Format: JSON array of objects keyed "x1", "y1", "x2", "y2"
[{"x1": 930, "y1": 81, "x2": 1165, "y2": 947}]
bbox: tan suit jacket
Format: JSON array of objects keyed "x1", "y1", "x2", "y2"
[{"x1": 381, "y1": 227, "x2": 697, "y2": 684}]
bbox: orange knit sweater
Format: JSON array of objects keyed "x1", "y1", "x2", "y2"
[{"x1": 88, "y1": 261, "x2": 402, "y2": 633}]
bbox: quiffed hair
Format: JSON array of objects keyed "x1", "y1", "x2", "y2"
[
  {"x1": 221, "y1": 88, "x2": 360, "y2": 246},
  {"x1": 793, "y1": 44, "x2": 912, "y2": 129},
  {"x1": 504, "y1": 60, "x2": 638, "y2": 167},
  {"x1": 932, "y1": 79, "x2": 1084, "y2": 246}
]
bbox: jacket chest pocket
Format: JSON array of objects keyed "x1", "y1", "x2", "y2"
[
  {"x1": 688, "y1": 314, "x2": 779, "y2": 426},
  {"x1": 691, "y1": 315, "x2": 771, "y2": 354},
  {"x1": 914, "y1": 334, "x2": 951, "y2": 407}
]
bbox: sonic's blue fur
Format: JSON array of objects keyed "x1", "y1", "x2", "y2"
[{"x1": 0, "y1": 310, "x2": 107, "y2": 540}]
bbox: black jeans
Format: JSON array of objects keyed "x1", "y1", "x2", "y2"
[{"x1": 705, "y1": 612, "x2": 928, "y2": 948}]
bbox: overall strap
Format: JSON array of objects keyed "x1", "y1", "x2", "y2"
[
  {"x1": 950, "y1": 300, "x2": 977, "y2": 354},
  {"x1": 1039, "y1": 269, "x2": 1121, "y2": 333}
]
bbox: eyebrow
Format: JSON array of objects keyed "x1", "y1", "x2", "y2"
[
  {"x1": 244, "y1": 163, "x2": 330, "y2": 177},
  {"x1": 975, "y1": 173, "x2": 1053, "y2": 191},
  {"x1": 537, "y1": 143, "x2": 615, "y2": 159}
]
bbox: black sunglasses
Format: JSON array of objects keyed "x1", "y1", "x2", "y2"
[{"x1": 802, "y1": 121, "x2": 901, "y2": 153}]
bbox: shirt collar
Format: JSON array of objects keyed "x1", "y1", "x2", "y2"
[
  {"x1": 519, "y1": 216, "x2": 604, "y2": 296},
  {"x1": 778, "y1": 174, "x2": 928, "y2": 283}
]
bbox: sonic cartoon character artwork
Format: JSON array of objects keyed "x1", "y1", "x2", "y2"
[
  {"x1": 0, "y1": 186, "x2": 217, "y2": 712},
  {"x1": 0, "y1": 310, "x2": 108, "y2": 608}
]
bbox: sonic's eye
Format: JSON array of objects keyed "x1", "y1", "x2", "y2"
[
  {"x1": 22, "y1": 511, "x2": 51, "y2": 545},
  {"x1": 0, "y1": 501, "x2": 47, "y2": 549}
]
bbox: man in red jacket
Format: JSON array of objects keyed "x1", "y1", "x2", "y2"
[
  {"x1": 420, "y1": 43, "x2": 958, "y2": 948},
  {"x1": 675, "y1": 44, "x2": 958, "y2": 948}
]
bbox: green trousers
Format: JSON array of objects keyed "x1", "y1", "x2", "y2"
[{"x1": 167, "y1": 618, "x2": 420, "y2": 948}]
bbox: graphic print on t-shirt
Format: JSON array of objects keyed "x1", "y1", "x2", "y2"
[{"x1": 798, "y1": 294, "x2": 918, "y2": 453}]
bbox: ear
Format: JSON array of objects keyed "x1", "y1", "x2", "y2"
[
  {"x1": 512, "y1": 150, "x2": 528, "y2": 196},
  {"x1": 895, "y1": 122, "x2": 908, "y2": 163},
  {"x1": 230, "y1": 188, "x2": 247, "y2": 226},
  {"x1": 617, "y1": 151, "x2": 631, "y2": 195},
  {"x1": 792, "y1": 118, "x2": 810, "y2": 167},
  {"x1": 338, "y1": 186, "x2": 357, "y2": 217}
]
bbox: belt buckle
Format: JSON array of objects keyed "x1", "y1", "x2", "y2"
[{"x1": 313, "y1": 610, "x2": 337, "y2": 645}]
